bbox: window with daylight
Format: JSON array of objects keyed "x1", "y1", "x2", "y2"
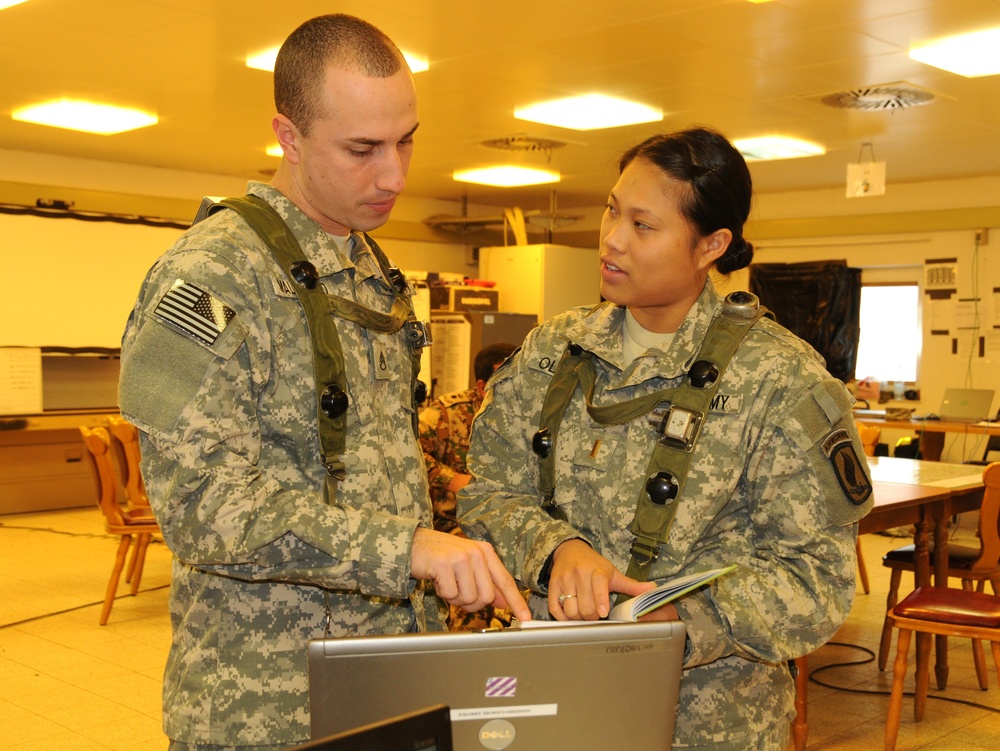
[{"x1": 853, "y1": 284, "x2": 920, "y2": 383}]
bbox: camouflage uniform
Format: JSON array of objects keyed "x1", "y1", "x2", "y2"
[
  {"x1": 459, "y1": 280, "x2": 872, "y2": 750},
  {"x1": 119, "y1": 181, "x2": 442, "y2": 748},
  {"x1": 418, "y1": 389, "x2": 517, "y2": 631},
  {"x1": 418, "y1": 388, "x2": 482, "y2": 535}
]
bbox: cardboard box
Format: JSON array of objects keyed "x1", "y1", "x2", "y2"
[{"x1": 429, "y1": 285, "x2": 499, "y2": 312}]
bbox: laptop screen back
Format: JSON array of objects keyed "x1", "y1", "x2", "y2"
[
  {"x1": 308, "y1": 621, "x2": 686, "y2": 751},
  {"x1": 939, "y1": 388, "x2": 995, "y2": 421}
]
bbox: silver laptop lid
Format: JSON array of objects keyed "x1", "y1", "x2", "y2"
[
  {"x1": 308, "y1": 620, "x2": 686, "y2": 751},
  {"x1": 939, "y1": 388, "x2": 995, "y2": 421}
]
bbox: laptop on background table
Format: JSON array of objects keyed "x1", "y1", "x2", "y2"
[
  {"x1": 308, "y1": 621, "x2": 686, "y2": 751},
  {"x1": 939, "y1": 388, "x2": 995, "y2": 421}
]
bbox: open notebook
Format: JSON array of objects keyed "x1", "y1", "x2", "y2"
[{"x1": 308, "y1": 620, "x2": 686, "y2": 751}]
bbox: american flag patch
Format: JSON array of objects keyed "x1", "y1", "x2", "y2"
[
  {"x1": 154, "y1": 280, "x2": 236, "y2": 346},
  {"x1": 485, "y1": 676, "x2": 517, "y2": 698}
]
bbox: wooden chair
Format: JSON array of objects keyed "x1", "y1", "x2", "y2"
[
  {"x1": 877, "y1": 462, "x2": 1000, "y2": 678},
  {"x1": 855, "y1": 422, "x2": 882, "y2": 595},
  {"x1": 884, "y1": 586, "x2": 1000, "y2": 751},
  {"x1": 107, "y1": 415, "x2": 149, "y2": 508},
  {"x1": 79, "y1": 425, "x2": 160, "y2": 625}
]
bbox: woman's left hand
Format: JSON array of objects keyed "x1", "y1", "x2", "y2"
[{"x1": 547, "y1": 539, "x2": 656, "y2": 620}]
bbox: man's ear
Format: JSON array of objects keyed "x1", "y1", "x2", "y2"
[{"x1": 272, "y1": 114, "x2": 301, "y2": 164}]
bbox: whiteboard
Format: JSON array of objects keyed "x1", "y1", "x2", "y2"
[{"x1": 0, "y1": 211, "x2": 184, "y2": 348}]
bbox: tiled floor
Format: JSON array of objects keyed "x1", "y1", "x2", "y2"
[{"x1": 1, "y1": 506, "x2": 998, "y2": 750}]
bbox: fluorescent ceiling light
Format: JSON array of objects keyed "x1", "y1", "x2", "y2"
[
  {"x1": 265, "y1": 143, "x2": 283, "y2": 157},
  {"x1": 733, "y1": 136, "x2": 825, "y2": 161},
  {"x1": 453, "y1": 166, "x2": 560, "y2": 187},
  {"x1": 910, "y1": 28, "x2": 1000, "y2": 77},
  {"x1": 12, "y1": 99, "x2": 158, "y2": 134},
  {"x1": 515, "y1": 94, "x2": 663, "y2": 131},
  {"x1": 0, "y1": 1, "x2": 30, "y2": 10},
  {"x1": 746, "y1": 0, "x2": 777, "y2": 4},
  {"x1": 246, "y1": 46, "x2": 428, "y2": 73}
]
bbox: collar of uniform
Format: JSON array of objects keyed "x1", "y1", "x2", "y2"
[
  {"x1": 246, "y1": 181, "x2": 355, "y2": 278},
  {"x1": 560, "y1": 279, "x2": 724, "y2": 387},
  {"x1": 348, "y1": 233, "x2": 393, "y2": 289}
]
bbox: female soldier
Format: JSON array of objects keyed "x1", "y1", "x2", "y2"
[{"x1": 458, "y1": 127, "x2": 872, "y2": 750}]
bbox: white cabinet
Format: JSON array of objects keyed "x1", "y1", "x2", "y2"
[{"x1": 478, "y1": 243, "x2": 601, "y2": 323}]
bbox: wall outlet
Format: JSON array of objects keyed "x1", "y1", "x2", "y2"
[{"x1": 976, "y1": 228, "x2": 989, "y2": 245}]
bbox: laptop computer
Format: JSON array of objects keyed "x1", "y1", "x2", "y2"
[
  {"x1": 938, "y1": 388, "x2": 995, "y2": 421},
  {"x1": 290, "y1": 705, "x2": 452, "y2": 751},
  {"x1": 308, "y1": 621, "x2": 686, "y2": 751}
]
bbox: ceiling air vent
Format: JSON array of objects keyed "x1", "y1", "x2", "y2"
[
  {"x1": 818, "y1": 81, "x2": 935, "y2": 111},
  {"x1": 480, "y1": 135, "x2": 568, "y2": 152}
]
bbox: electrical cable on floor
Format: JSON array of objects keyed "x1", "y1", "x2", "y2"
[
  {"x1": 0, "y1": 521, "x2": 112, "y2": 539},
  {"x1": 0, "y1": 584, "x2": 170, "y2": 630},
  {"x1": 0, "y1": 520, "x2": 168, "y2": 630},
  {"x1": 810, "y1": 641, "x2": 1000, "y2": 714}
]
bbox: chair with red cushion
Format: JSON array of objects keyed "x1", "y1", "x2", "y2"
[
  {"x1": 884, "y1": 586, "x2": 1000, "y2": 751},
  {"x1": 877, "y1": 461, "x2": 1000, "y2": 679}
]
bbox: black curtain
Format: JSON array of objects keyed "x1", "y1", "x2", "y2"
[{"x1": 748, "y1": 260, "x2": 861, "y2": 383}]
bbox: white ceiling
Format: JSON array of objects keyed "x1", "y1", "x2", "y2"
[{"x1": 3, "y1": 0, "x2": 1000, "y2": 212}]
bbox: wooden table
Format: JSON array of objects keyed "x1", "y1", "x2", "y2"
[
  {"x1": 854, "y1": 414, "x2": 1000, "y2": 462},
  {"x1": 791, "y1": 457, "x2": 985, "y2": 750}
]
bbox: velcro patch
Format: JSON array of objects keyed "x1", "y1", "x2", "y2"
[
  {"x1": 272, "y1": 274, "x2": 297, "y2": 298},
  {"x1": 154, "y1": 280, "x2": 236, "y2": 346},
  {"x1": 823, "y1": 429, "x2": 872, "y2": 505},
  {"x1": 709, "y1": 393, "x2": 742, "y2": 414},
  {"x1": 527, "y1": 353, "x2": 560, "y2": 378}
]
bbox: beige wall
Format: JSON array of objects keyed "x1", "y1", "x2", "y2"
[{"x1": 4, "y1": 149, "x2": 1000, "y2": 461}]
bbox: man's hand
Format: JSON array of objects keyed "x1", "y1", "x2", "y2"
[
  {"x1": 410, "y1": 527, "x2": 531, "y2": 622},
  {"x1": 547, "y1": 539, "x2": 655, "y2": 620}
]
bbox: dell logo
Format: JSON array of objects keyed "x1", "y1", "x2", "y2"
[{"x1": 478, "y1": 719, "x2": 517, "y2": 750}]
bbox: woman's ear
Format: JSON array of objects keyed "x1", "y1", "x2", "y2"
[{"x1": 697, "y1": 228, "x2": 732, "y2": 270}]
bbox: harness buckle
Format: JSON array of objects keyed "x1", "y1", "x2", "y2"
[
  {"x1": 651, "y1": 405, "x2": 703, "y2": 451},
  {"x1": 629, "y1": 538, "x2": 660, "y2": 566},
  {"x1": 404, "y1": 319, "x2": 433, "y2": 348}
]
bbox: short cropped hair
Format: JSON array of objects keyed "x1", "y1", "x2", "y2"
[
  {"x1": 274, "y1": 14, "x2": 404, "y2": 136},
  {"x1": 474, "y1": 343, "x2": 517, "y2": 383}
]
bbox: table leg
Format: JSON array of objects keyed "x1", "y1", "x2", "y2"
[
  {"x1": 931, "y1": 499, "x2": 952, "y2": 689},
  {"x1": 792, "y1": 656, "x2": 808, "y2": 750},
  {"x1": 918, "y1": 431, "x2": 944, "y2": 462},
  {"x1": 910, "y1": 509, "x2": 936, "y2": 694}
]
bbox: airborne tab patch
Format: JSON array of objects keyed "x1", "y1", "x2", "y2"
[
  {"x1": 154, "y1": 280, "x2": 236, "y2": 346},
  {"x1": 823, "y1": 429, "x2": 872, "y2": 505}
]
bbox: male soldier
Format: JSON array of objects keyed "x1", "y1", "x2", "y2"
[
  {"x1": 418, "y1": 342, "x2": 517, "y2": 629},
  {"x1": 119, "y1": 15, "x2": 528, "y2": 751}
]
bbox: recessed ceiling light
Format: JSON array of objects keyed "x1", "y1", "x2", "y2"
[
  {"x1": 910, "y1": 28, "x2": 1000, "y2": 77},
  {"x1": 0, "y1": 0, "x2": 30, "y2": 10},
  {"x1": 246, "y1": 46, "x2": 429, "y2": 74},
  {"x1": 515, "y1": 94, "x2": 663, "y2": 131},
  {"x1": 12, "y1": 99, "x2": 158, "y2": 134},
  {"x1": 733, "y1": 136, "x2": 826, "y2": 161},
  {"x1": 453, "y1": 166, "x2": 560, "y2": 187},
  {"x1": 265, "y1": 144, "x2": 283, "y2": 157}
]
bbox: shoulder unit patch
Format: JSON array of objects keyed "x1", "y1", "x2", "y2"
[{"x1": 822, "y1": 428, "x2": 872, "y2": 505}]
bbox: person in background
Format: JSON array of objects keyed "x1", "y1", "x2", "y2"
[
  {"x1": 418, "y1": 341, "x2": 518, "y2": 629},
  {"x1": 459, "y1": 127, "x2": 872, "y2": 751},
  {"x1": 118, "y1": 14, "x2": 527, "y2": 751}
]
